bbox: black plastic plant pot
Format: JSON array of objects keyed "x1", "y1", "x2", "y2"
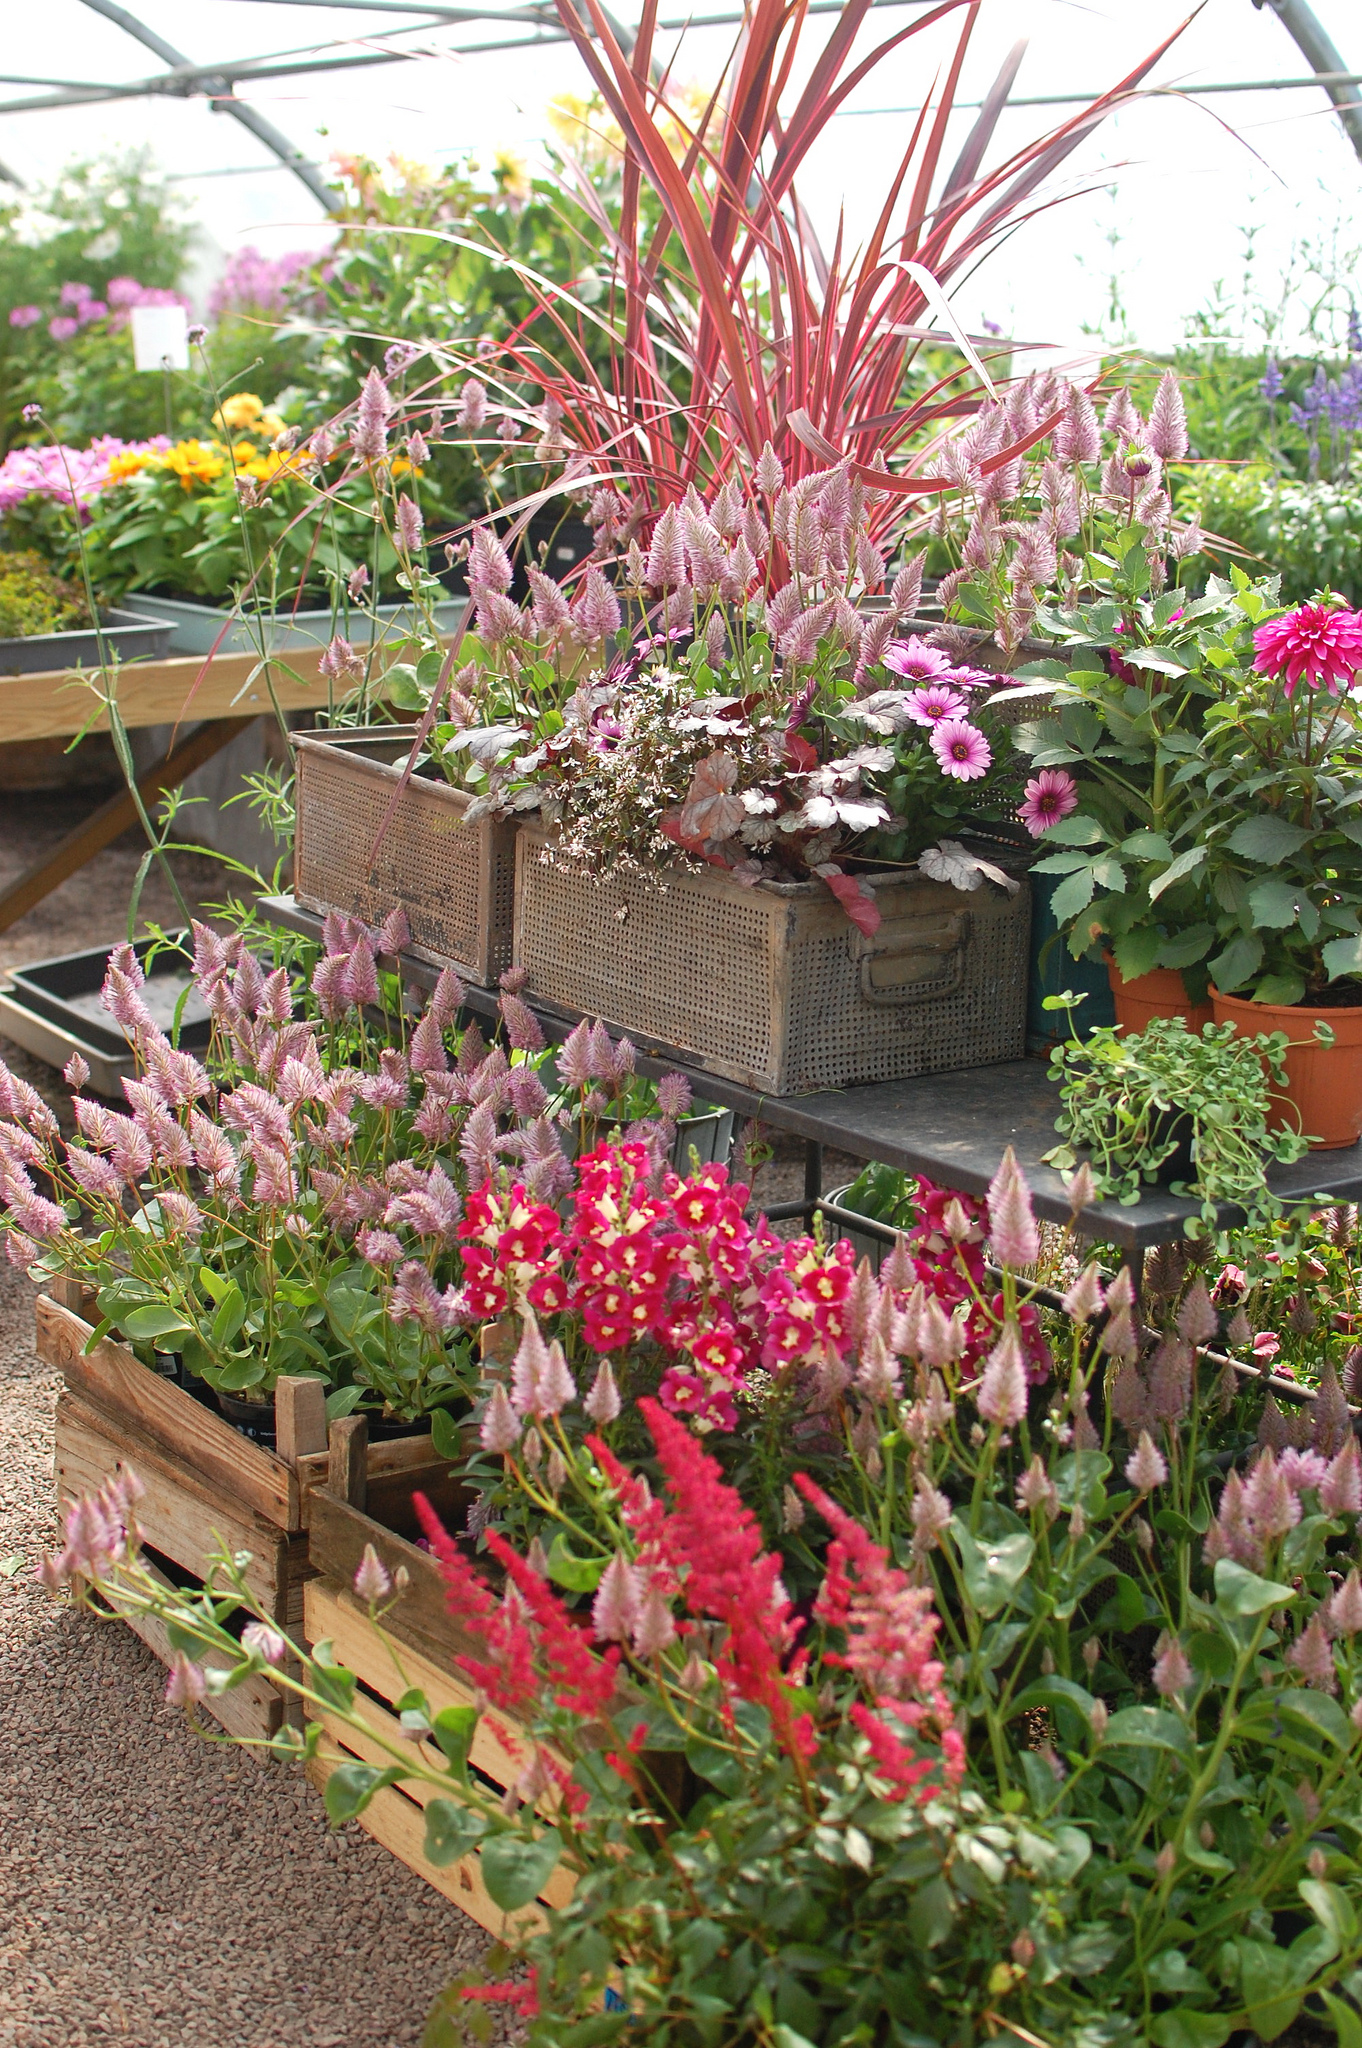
[
  {"x1": 365, "y1": 1413, "x2": 432, "y2": 1442},
  {"x1": 216, "y1": 1391, "x2": 277, "y2": 1445},
  {"x1": 0, "y1": 607, "x2": 172, "y2": 677}
]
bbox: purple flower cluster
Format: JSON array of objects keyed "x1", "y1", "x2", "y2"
[
  {"x1": 207, "y1": 246, "x2": 321, "y2": 323},
  {"x1": 0, "y1": 434, "x2": 170, "y2": 514}
]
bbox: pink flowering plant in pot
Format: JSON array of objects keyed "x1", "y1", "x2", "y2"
[
  {"x1": 426, "y1": 456, "x2": 1028, "y2": 932},
  {"x1": 50, "y1": 1149, "x2": 1362, "y2": 2045}
]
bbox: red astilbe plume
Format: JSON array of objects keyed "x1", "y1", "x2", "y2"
[
  {"x1": 414, "y1": 1493, "x2": 619, "y2": 1720},
  {"x1": 794, "y1": 1474, "x2": 964, "y2": 1800},
  {"x1": 600, "y1": 1399, "x2": 815, "y2": 1761}
]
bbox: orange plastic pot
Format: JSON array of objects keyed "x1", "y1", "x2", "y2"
[
  {"x1": 1105, "y1": 958, "x2": 1214, "y2": 1036},
  {"x1": 1210, "y1": 986, "x2": 1362, "y2": 1150}
]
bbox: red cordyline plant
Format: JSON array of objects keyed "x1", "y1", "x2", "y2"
[{"x1": 429, "y1": 0, "x2": 1190, "y2": 532}]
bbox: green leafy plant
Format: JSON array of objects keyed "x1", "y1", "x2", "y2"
[
  {"x1": 53, "y1": 1149, "x2": 1362, "y2": 2048},
  {"x1": 1044, "y1": 1006, "x2": 1317, "y2": 1234},
  {"x1": 0, "y1": 547, "x2": 91, "y2": 637}
]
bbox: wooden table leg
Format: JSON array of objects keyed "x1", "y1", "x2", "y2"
[{"x1": 0, "y1": 717, "x2": 252, "y2": 936}]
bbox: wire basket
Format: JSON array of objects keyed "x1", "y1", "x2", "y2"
[
  {"x1": 513, "y1": 827, "x2": 1031, "y2": 1095},
  {"x1": 292, "y1": 729, "x2": 516, "y2": 988}
]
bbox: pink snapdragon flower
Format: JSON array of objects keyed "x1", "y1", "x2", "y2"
[
  {"x1": 930, "y1": 718, "x2": 992, "y2": 782},
  {"x1": 1018, "y1": 768, "x2": 1078, "y2": 837},
  {"x1": 1253, "y1": 602, "x2": 1362, "y2": 698}
]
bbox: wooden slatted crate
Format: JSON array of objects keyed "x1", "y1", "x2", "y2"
[{"x1": 39, "y1": 1285, "x2": 458, "y2": 1744}]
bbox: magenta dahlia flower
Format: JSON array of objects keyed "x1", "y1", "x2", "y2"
[
  {"x1": 1253, "y1": 603, "x2": 1362, "y2": 698},
  {"x1": 1019, "y1": 768, "x2": 1079, "y2": 837},
  {"x1": 905, "y1": 681, "x2": 968, "y2": 726},
  {"x1": 882, "y1": 636, "x2": 954, "y2": 683},
  {"x1": 931, "y1": 718, "x2": 992, "y2": 782}
]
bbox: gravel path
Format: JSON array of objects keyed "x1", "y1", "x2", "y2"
[{"x1": 0, "y1": 1256, "x2": 496, "y2": 2048}]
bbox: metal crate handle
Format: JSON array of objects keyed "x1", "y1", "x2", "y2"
[{"x1": 851, "y1": 909, "x2": 970, "y2": 1006}]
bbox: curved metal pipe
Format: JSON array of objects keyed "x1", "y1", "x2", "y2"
[{"x1": 76, "y1": 0, "x2": 340, "y2": 212}]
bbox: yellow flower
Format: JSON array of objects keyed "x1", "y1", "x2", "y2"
[
  {"x1": 492, "y1": 148, "x2": 533, "y2": 207},
  {"x1": 158, "y1": 439, "x2": 228, "y2": 489},
  {"x1": 231, "y1": 440, "x2": 260, "y2": 465},
  {"x1": 389, "y1": 455, "x2": 424, "y2": 478},
  {"x1": 105, "y1": 449, "x2": 156, "y2": 483},
  {"x1": 258, "y1": 410, "x2": 287, "y2": 441},
  {"x1": 215, "y1": 393, "x2": 265, "y2": 432}
]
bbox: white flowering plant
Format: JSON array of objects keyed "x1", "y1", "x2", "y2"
[{"x1": 50, "y1": 1146, "x2": 1362, "y2": 2047}]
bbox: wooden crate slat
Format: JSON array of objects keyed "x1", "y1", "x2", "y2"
[
  {"x1": 304, "y1": 1578, "x2": 544, "y2": 1797},
  {"x1": 38, "y1": 1296, "x2": 299, "y2": 1532},
  {"x1": 121, "y1": 1554, "x2": 286, "y2": 1744},
  {"x1": 305, "y1": 1750, "x2": 547, "y2": 1940},
  {"x1": 307, "y1": 1488, "x2": 481, "y2": 1668},
  {"x1": 56, "y1": 1390, "x2": 305, "y2": 1622}
]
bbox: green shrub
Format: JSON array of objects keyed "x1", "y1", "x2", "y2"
[{"x1": 0, "y1": 549, "x2": 91, "y2": 637}]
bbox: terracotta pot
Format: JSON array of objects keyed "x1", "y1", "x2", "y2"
[
  {"x1": 1106, "y1": 958, "x2": 1214, "y2": 1036},
  {"x1": 1210, "y1": 986, "x2": 1362, "y2": 1150}
]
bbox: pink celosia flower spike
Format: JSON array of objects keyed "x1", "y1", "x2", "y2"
[
  {"x1": 1330, "y1": 1569, "x2": 1362, "y2": 1636},
  {"x1": 591, "y1": 1553, "x2": 642, "y2": 1643},
  {"x1": 480, "y1": 1384, "x2": 522, "y2": 1454},
  {"x1": 1147, "y1": 370, "x2": 1188, "y2": 461},
  {"x1": 165, "y1": 1653, "x2": 207, "y2": 1709},
  {"x1": 977, "y1": 1323, "x2": 1028, "y2": 1428},
  {"x1": 987, "y1": 1146, "x2": 1040, "y2": 1268},
  {"x1": 1321, "y1": 1436, "x2": 1362, "y2": 1516},
  {"x1": 1287, "y1": 1612, "x2": 1338, "y2": 1693},
  {"x1": 583, "y1": 1360, "x2": 621, "y2": 1424},
  {"x1": 353, "y1": 1543, "x2": 392, "y2": 1603},
  {"x1": 1125, "y1": 1432, "x2": 1168, "y2": 1493},
  {"x1": 1152, "y1": 1634, "x2": 1191, "y2": 1700}
]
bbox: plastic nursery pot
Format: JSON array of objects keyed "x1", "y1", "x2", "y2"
[
  {"x1": 1105, "y1": 956, "x2": 1214, "y2": 1037},
  {"x1": 365, "y1": 1414, "x2": 432, "y2": 1442},
  {"x1": 215, "y1": 1390, "x2": 277, "y2": 1445},
  {"x1": 1210, "y1": 985, "x2": 1362, "y2": 1151}
]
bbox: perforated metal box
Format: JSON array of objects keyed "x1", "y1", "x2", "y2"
[
  {"x1": 292, "y1": 728, "x2": 516, "y2": 987},
  {"x1": 514, "y1": 827, "x2": 1032, "y2": 1095}
]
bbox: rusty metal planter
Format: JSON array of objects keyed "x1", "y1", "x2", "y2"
[
  {"x1": 513, "y1": 826, "x2": 1031, "y2": 1095},
  {"x1": 292, "y1": 728, "x2": 516, "y2": 987}
]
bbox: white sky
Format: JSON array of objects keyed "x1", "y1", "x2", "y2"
[{"x1": 1, "y1": 0, "x2": 1361, "y2": 354}]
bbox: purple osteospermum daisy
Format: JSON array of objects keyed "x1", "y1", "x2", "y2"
[
  {"x1": 1019, "y1": 768, "x2": 1079, "y2": 837},
  {"x1": 905, "y1": 682, "x2": 968, "y2": 727},
  {"x1": 881, "y1": 635, "x2": 954, "y2": 683},
  {"x1": 931, "y1": 718, "x2": 992, "y2": 782},
  {"x1": 941, "y1": 664, "x2": 994, "y2": 691},
  {"x1": 1253, "y1": 603, "x2": 1362, "y2": 699}
]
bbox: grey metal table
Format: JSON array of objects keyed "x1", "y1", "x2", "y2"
[{"x1": 260, "y1": 895, "x2": 1362, "y2": 1262}]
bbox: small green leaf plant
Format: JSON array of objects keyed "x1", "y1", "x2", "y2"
[{"x1": 1043, "y1": 994, "x2": 1321, "y2": 1236}]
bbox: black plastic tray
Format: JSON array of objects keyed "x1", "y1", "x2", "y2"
[{"x1": 7, "y1": 934, "x2": 210, "y2": 1061}]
